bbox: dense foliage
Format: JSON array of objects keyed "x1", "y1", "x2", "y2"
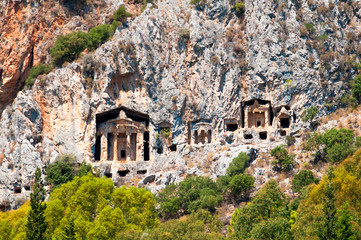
[
  {"x1": 112, "y1": 5, "x2": 132, "y2": 23},
  {"x1": 25, "y1": 64, "x2": 53, "y2": 87},
  {"x1": 158, "y1": 176, "x2": 223, "y2": 218},
  {"x1": 217, "y1": 152, "x2": 254, "y2": 199},
  {"x1": 301, "y1": 106, "x2": 319, "y2": 122},
  {"x1": 305, "y1": 128, "x2": 360, "y2": 163},
  {"x1": 351, "y1": 74, "x2": 361, "y2": 103},
  {"x1": 293, "y1": 150, "x2": 361, "y2": 239},
  {"x1": 26, "y1": 168, "x2": 47, "y2": 240},
  {"x1": 50, "y1": 5, "x2": 129, "y2": 67},
  {"x1": 292, "y1": 170, "x2": 319, "y2": 193},
  {"x1": 46, "y1": 154, "x2": 92, "y2": 189},
  {"x1": 116, "y1": 209, "x2": 225, "y2": 240},
  {"x1": 270, "y1": 145, "x2": 295, "y2": 171},
  {"x1": 229, "y1": 179, "x2": 292, "y2": 239}
]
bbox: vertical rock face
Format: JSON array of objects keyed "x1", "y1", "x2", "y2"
[
  {"x1": 0, "y1": 0, "x2": 361, "y2": 208},
  {"x1": 0, "y1": 0, "x2": 120, "y2": 107}
]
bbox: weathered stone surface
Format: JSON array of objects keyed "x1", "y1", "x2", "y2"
[{"x1": 1, "y1": 0, "x2": 361, "y2": 208}]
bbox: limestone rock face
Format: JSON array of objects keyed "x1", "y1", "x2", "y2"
[
  {"x1": 1, "y1": 0, "x2": 361, "y2": 208},
  {"x1": 0, "y1": 0, "x2": 121, "y2": 107}
]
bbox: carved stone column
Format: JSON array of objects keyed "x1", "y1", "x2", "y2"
[
  {"x1": 100, "y1": 132, "x2": 107, "y2": 161},
  {"x1": 113, "y1": 133, "x2": 118, "y2": 161}
]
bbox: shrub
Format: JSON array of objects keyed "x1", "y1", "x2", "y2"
[
  {"x1": 229, "y1": 174, "x2": 254, "y2": 197},
  {"x1": 270, "y1": 145, "x2": 295, "y2": 171},
  {"x1": 351, "y1": 74, "x2": 361, "y2": 103},
  {"x1": 292, "y1": 170, "x2": 319, "y2": 193},
  {"x1": 50, "y1": 31, "x2": 89, "y2": 67},
  {"x1": 190, "y1": 0, "x2": 207, "y2": 7},
  {"x1": 301, "y1": 106, "x2": 319, "y2": 122},
  {"x1": 158, "y1": 176, "x2": 223, "y2": 218},
  {"x1": 226, "y1": 152, "x2": 250, "y2": 177},
  {"x1": 285, "y1": 135, "x2": 296, "y2": 146},
  {"x1": 46, "y1": 154, "x2": 93, "y2": 189},
  {"x1": 87, "y1": 24, "x2": 115, "y2": 51},
  {"x1": 113, "y1": 5, "x2": 132, "y2": 23},
  {"x1": 234, "y1": 1, "x2": 245, "y2": 15},
  {"x1": 229, "y1": 180, "x2": 289, "y2": 239},
  {"x1": 305, "y1": 128, "x2": 356, "y2": 164},
  {"x1": 46, "y1": 154, "x2": 76, "y2": 189},
  {"x1": 25, "y1": 64, "x2": 53, "y2": 87},
  {"x1": 178, "y1": 28, "x2": 190, "y2": 41}
]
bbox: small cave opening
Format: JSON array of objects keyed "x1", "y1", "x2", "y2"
[
  {"x1": 157, "y1": 147, "x2": 163, "y2": 154},
  {"x1": 120, "y1": 150, "x2": 126, "y2": 159},
  {"x1": 280, "y1": 118, "x2": 290, "y2": 128},
  {"x1": 14, "y1": 186, "x2": 21, "y2": 194},
  {"x1": 24, "y1": 185, "x2": 30, "y2": 191},
  {"x1": 259, "y1": 131, "x2": 267, "y2": 140},
  {"x1": 137, "y1": 170, "x2": 147, "y2": 174},
  {"x1": 280, "y1": 130, "x2": 287, "y2": 136},
  {"x1": 118, "y1": 170, "x2": 130, "y2": 177},
  {"x1": 94, "y1": 135, "x2": 101, "y2": 161},
  {"x1": 105, "y1": 172, "x2": 112, "y2": 178},
  {"x1": 256, "y1": 121, "x2": 262, "y2": 127},
  {"x1": 169, "y1": 144, "x2": 177, "y2": 152},
  {"x1": 226, "y1": 123, "x2": 238, "y2": 132},
  {"x1": 244, "y1": 134, "x2": 253, "y2": 139},
  {"x1": 144, "y1": 131, "x2": 150, "y2": 161}
]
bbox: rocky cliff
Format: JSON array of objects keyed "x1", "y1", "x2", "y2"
[{"x1": 1, "y1": 0, "x2": 361, "y2": 209}]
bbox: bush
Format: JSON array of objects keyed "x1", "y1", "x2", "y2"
[
  {"x1": 270, "y1": 145, "x2": 295, "y2": 171},
  {"x1": 50, "y1": 31, "x2": 89, "y2": 67},
  {"x1": 226, "y1": 152, "x2": 250, "y2": 177},
  {"x1": 351, "y1": 74, "x2": 361, "y2": 103},
  {"x1": 178, "y1": 28, "x2": 190, "y2": 41},
  {"x1": 46, "y1": 154, "x2": 93, "y2": 189},
  {"x1": 25, "y1": 64, "x2": 53, "y2": 87},
  {"x1": 234, "y1": 1, "x2": 245, "y2": 15},
  {"x1": 305, "y1": 128, "x2": 356, "y2": 164},
  {"x1": 285, "y1": 135, "x2": 296, "y2": 146},
  {"x1": 113, "y1": 5, "x2": 132, "y2": 23},
  {"x1": 292, "y1": 170, "x2": 319, "y2": 193},
  {"x1": 46, "y1": 154, "x2": 76, "y2": 189},
  {"x1": 190, "y1": 0, "x2": 207, "y2": 7},
  {"x1": 87, "y1": 24, "x2": 115, "y2": 51},
  {"x1": 301, "y1": 106, "x2": 319, "y2": 122},
  {"x1": 229, "y1": 174, "x2": 254, "y2": 197},
  {"x1": 158, "y1": 176, "x2": 223, "y2": 218},
  {"x1": 229, "y1": 180, "x2": 289, "y2": 239}
]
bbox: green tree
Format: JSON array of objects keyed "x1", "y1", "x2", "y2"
[
  {"x1": 336, "y1": 204, "x2": 356, "y2": 240},
  {"x1": 270, "y1": 145, "x2": 295, "y2": 171},
  {"x1": 301, "y1": 106, "x2": 319, "y2": 122},
  {"x1": 292, "y1": 170, "x2": 319, "y2": 193},
  {"x1": 305, "y1": 128, "x2": 356, "y2": 164},
  {"x1": 87, "y1": 24, "x2": 115, "y2": 51},
  {"x1": 158, "y1": 176, "x2": 223, "y2": 218},
  {"x1": 226, "y1": 152, "x2": 250, "y2": 177},
  {"x1": 229, "y1": 180, "x2": 289, "y2": 239},
  {"x1": 25, "y1": 64, "x2": 53, "y2": 87},
  {"x1": 26, "y1": 167, "x2": 47, "y2": 240},
  {"x1": 113, "y1": 5, "x2": 132, "y2": 23},
  {"x1": 229, "y1": 174, "x2": 254, "y2": 198},
  {"x1": 351, "y1": 74, "x2": 361, "y2": 103},
  {"x1": 318, "y1": 168, "x2": 337, "y2": 240},
  {"x1": 50, "y1": 31, "x2": 89, "y2": 67},
  {"x1": 46, "y1": 154, "x2": 75, "y2": 189}
]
